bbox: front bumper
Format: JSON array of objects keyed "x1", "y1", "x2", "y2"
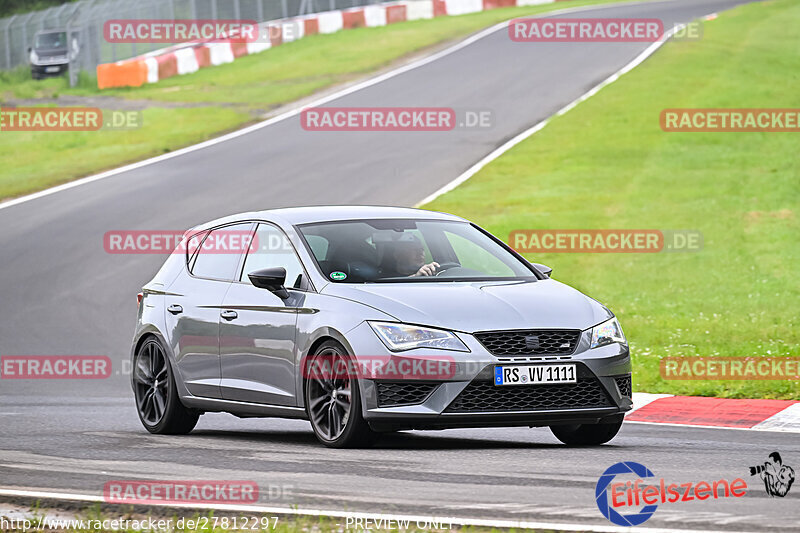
[
  {"x1": 344, "y1": 322, "x2": 632, "y2": 431},
  {"x1": 31, "y1": 62, "x2": 69, "y2": 77}
]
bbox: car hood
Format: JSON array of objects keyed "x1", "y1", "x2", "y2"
[{"x1": 321, "y1": 279, "x2": 612, "y2": 332}]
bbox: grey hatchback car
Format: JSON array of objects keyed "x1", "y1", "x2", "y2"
[{"x1": 131, "y1": 206, "x2": 632, "y2": 447}]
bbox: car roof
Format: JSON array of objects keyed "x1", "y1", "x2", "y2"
[{"x1": 190, "y1": 206, "x2": 467, "y2": 232}]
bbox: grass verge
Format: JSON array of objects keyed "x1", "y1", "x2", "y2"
[
  {"x1": 0, "y1": 0, "x2": 641, "y2": 201},
  {"x1": 0, "y1": 106, "x2": 248, "y2": 200},
  {"x1": 424, "y1": 0, "x2": 800, "y2": 399}
]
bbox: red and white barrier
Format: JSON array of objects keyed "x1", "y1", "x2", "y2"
[
  {"x1": 318, "y1": 10, "x2": 345, "y2": 34},
  {"x1": 207, "y1": 42, "x2": 234, "y2": 66},
  {"x1": 440, "y1": 0, "x2": 485, "y2": 16},
  {"x1": 144, "y1": 57, "x2": 159, "y2": 83},
  {"x1": 174, "y1": 47, "x2": 199, "y2": 75},
  {"x1": 97, "y1": 0, "x2": 556, "y2": 89},
  {"x1": 246, "y1": 39, "x2": 271, "y2": 55},
  {"x1": 364, "y1": 4, "x2": 389, "y2": 26},
  {"x1": 406, "y1": 0, "x2": 435, "y2": 20},
  {"x1": 282, "y1": 20, "x2": 305, "y2": 42}
]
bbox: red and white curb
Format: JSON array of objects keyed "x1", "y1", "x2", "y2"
[{"x1": 628, "y1": 392, "x2": 800, "y2": 432}]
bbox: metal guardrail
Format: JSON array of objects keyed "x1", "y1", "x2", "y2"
[{"x1": 0, "y1": 0, "x2": 390, "y2": 75}]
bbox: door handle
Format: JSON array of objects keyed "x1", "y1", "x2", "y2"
[
  {"x1": 167, "y1": 304, "x2": 183, "y2": 315},
  {"x1": 220, "y1": 310, "x2": 238, "y2": 321}
]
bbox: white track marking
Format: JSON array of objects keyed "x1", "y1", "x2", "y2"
[
  {"x1": 416, "y1": 18, "x2": 689, "y2": 206},
  {"x1": 0, "y1": 488, "x2": 753, "y2": 533},
  {"x1": 626, "y1": 420, "x2": 800, "y2": 433},
  {"x1": 0, "y1": 0, "x2": 656, "y2": 213}
]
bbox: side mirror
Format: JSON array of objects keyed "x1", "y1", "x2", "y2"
[
  {"x1": 532, "y1": 263, "x2": 552, "y2": 278},
  {"x1": 248, "y1": 267, "x2": 289, "y2": 299}
]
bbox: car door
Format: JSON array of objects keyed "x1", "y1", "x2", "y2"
[
  {"x1": 166, "y1": 223, "x2": 253, "y2": 399},
  {"x1": 219, "y1": 222, "x2": 309, "y2": 406}
]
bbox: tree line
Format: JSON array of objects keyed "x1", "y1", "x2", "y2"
[{"x1": 1, "y1": 0, "x2": 76, "y2": 18}]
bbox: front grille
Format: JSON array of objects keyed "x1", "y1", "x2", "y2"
[
  {"x1": 376, "y1": 382, "x2": 438, "y2": 407},
  {"x1": 474, "y1": 329, "x2": 580, "y2": 357},
  {"x1": 444, "y1": 377, "x2": 612, "y2": 413},
  {"x1": 615, "y1": 375, "x2": 632, "y2": 397}
]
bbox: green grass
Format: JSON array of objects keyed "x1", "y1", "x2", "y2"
[
  {"x1": 0, "y1": 0, "x2": 639, "y2": 201},
  {"x1": 0, "y1": 106, "x2": 249, "y2": 200},
  {"x1": 0, "y1": 66, "x2": 99, "y2": 99},
  {"x1": 424, "y1": 0, "x2": 800, "y2": 399}
]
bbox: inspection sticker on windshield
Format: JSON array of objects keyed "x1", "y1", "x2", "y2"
[{"x1": 494, "y1": 364, "x2": 576, "y2": 386}]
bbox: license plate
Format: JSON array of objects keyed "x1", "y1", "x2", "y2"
[
  {"x1": 494, "y1": 364, "x2": 576, "y2": 386},
  {"x1": 45, "y1": 66, "x2": 60, "y2": 73}
]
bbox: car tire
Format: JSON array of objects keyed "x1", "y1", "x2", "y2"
[
  {"x1": 304, "y1": 340, "x2": 376, "y2": 448},
  {"x1": 133, "y1": 336, "x2": 199, "y2": 435},
  {"x1": 549, "y1": 420, "x2": 623, "y2": 445}
]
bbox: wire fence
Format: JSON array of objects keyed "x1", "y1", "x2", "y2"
[{"x1": 0, "y1": 0, "x2": 391, "y2": 74}]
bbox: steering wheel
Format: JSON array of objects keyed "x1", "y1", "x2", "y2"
[{"x1": 435, "y1": 262, "x2": 462, "y2": 276}]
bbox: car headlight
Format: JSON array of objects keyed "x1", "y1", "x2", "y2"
[
  {"x1": 369, "y1": 321, "x2": 469, "y2": 352},
  {"x1": 590, "y1": 317, "x2": 626, "y2": 349},
  {"x1": 29, "y1": 50, "x2": 39, "y2": 65}
]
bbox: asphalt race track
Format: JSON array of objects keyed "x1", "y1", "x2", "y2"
[
  {"x1": 3, "y1": 408, "x2": 800, "y2": 531},
  {"x1": 3, "y1": 0, "x2": 797, "y2": 531}
]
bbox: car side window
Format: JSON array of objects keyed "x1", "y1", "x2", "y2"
[
  {"x1": 190, "y1": 223, "x2": 253, "y2": 281},
  {"x1": 241, "y1": 224, "x2": 306, "y2": 289}
]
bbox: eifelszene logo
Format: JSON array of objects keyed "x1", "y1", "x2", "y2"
[
  {"x1": 749, "y1": 452, "x2": 795, "y2": 497},
  {"x1": 596, "y1": 462, "x2": 658, "y2": 526},
  {"x1": 595, "y1": 462, "x2": 747, "y2": 527}
]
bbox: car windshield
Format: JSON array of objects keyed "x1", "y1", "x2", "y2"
[
  {"x1": 298, "y1": 219, "x2": 536, "y2": 283},
  {"x1": 35, "y1": 32, "x2": 66, "y2": 49}
]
